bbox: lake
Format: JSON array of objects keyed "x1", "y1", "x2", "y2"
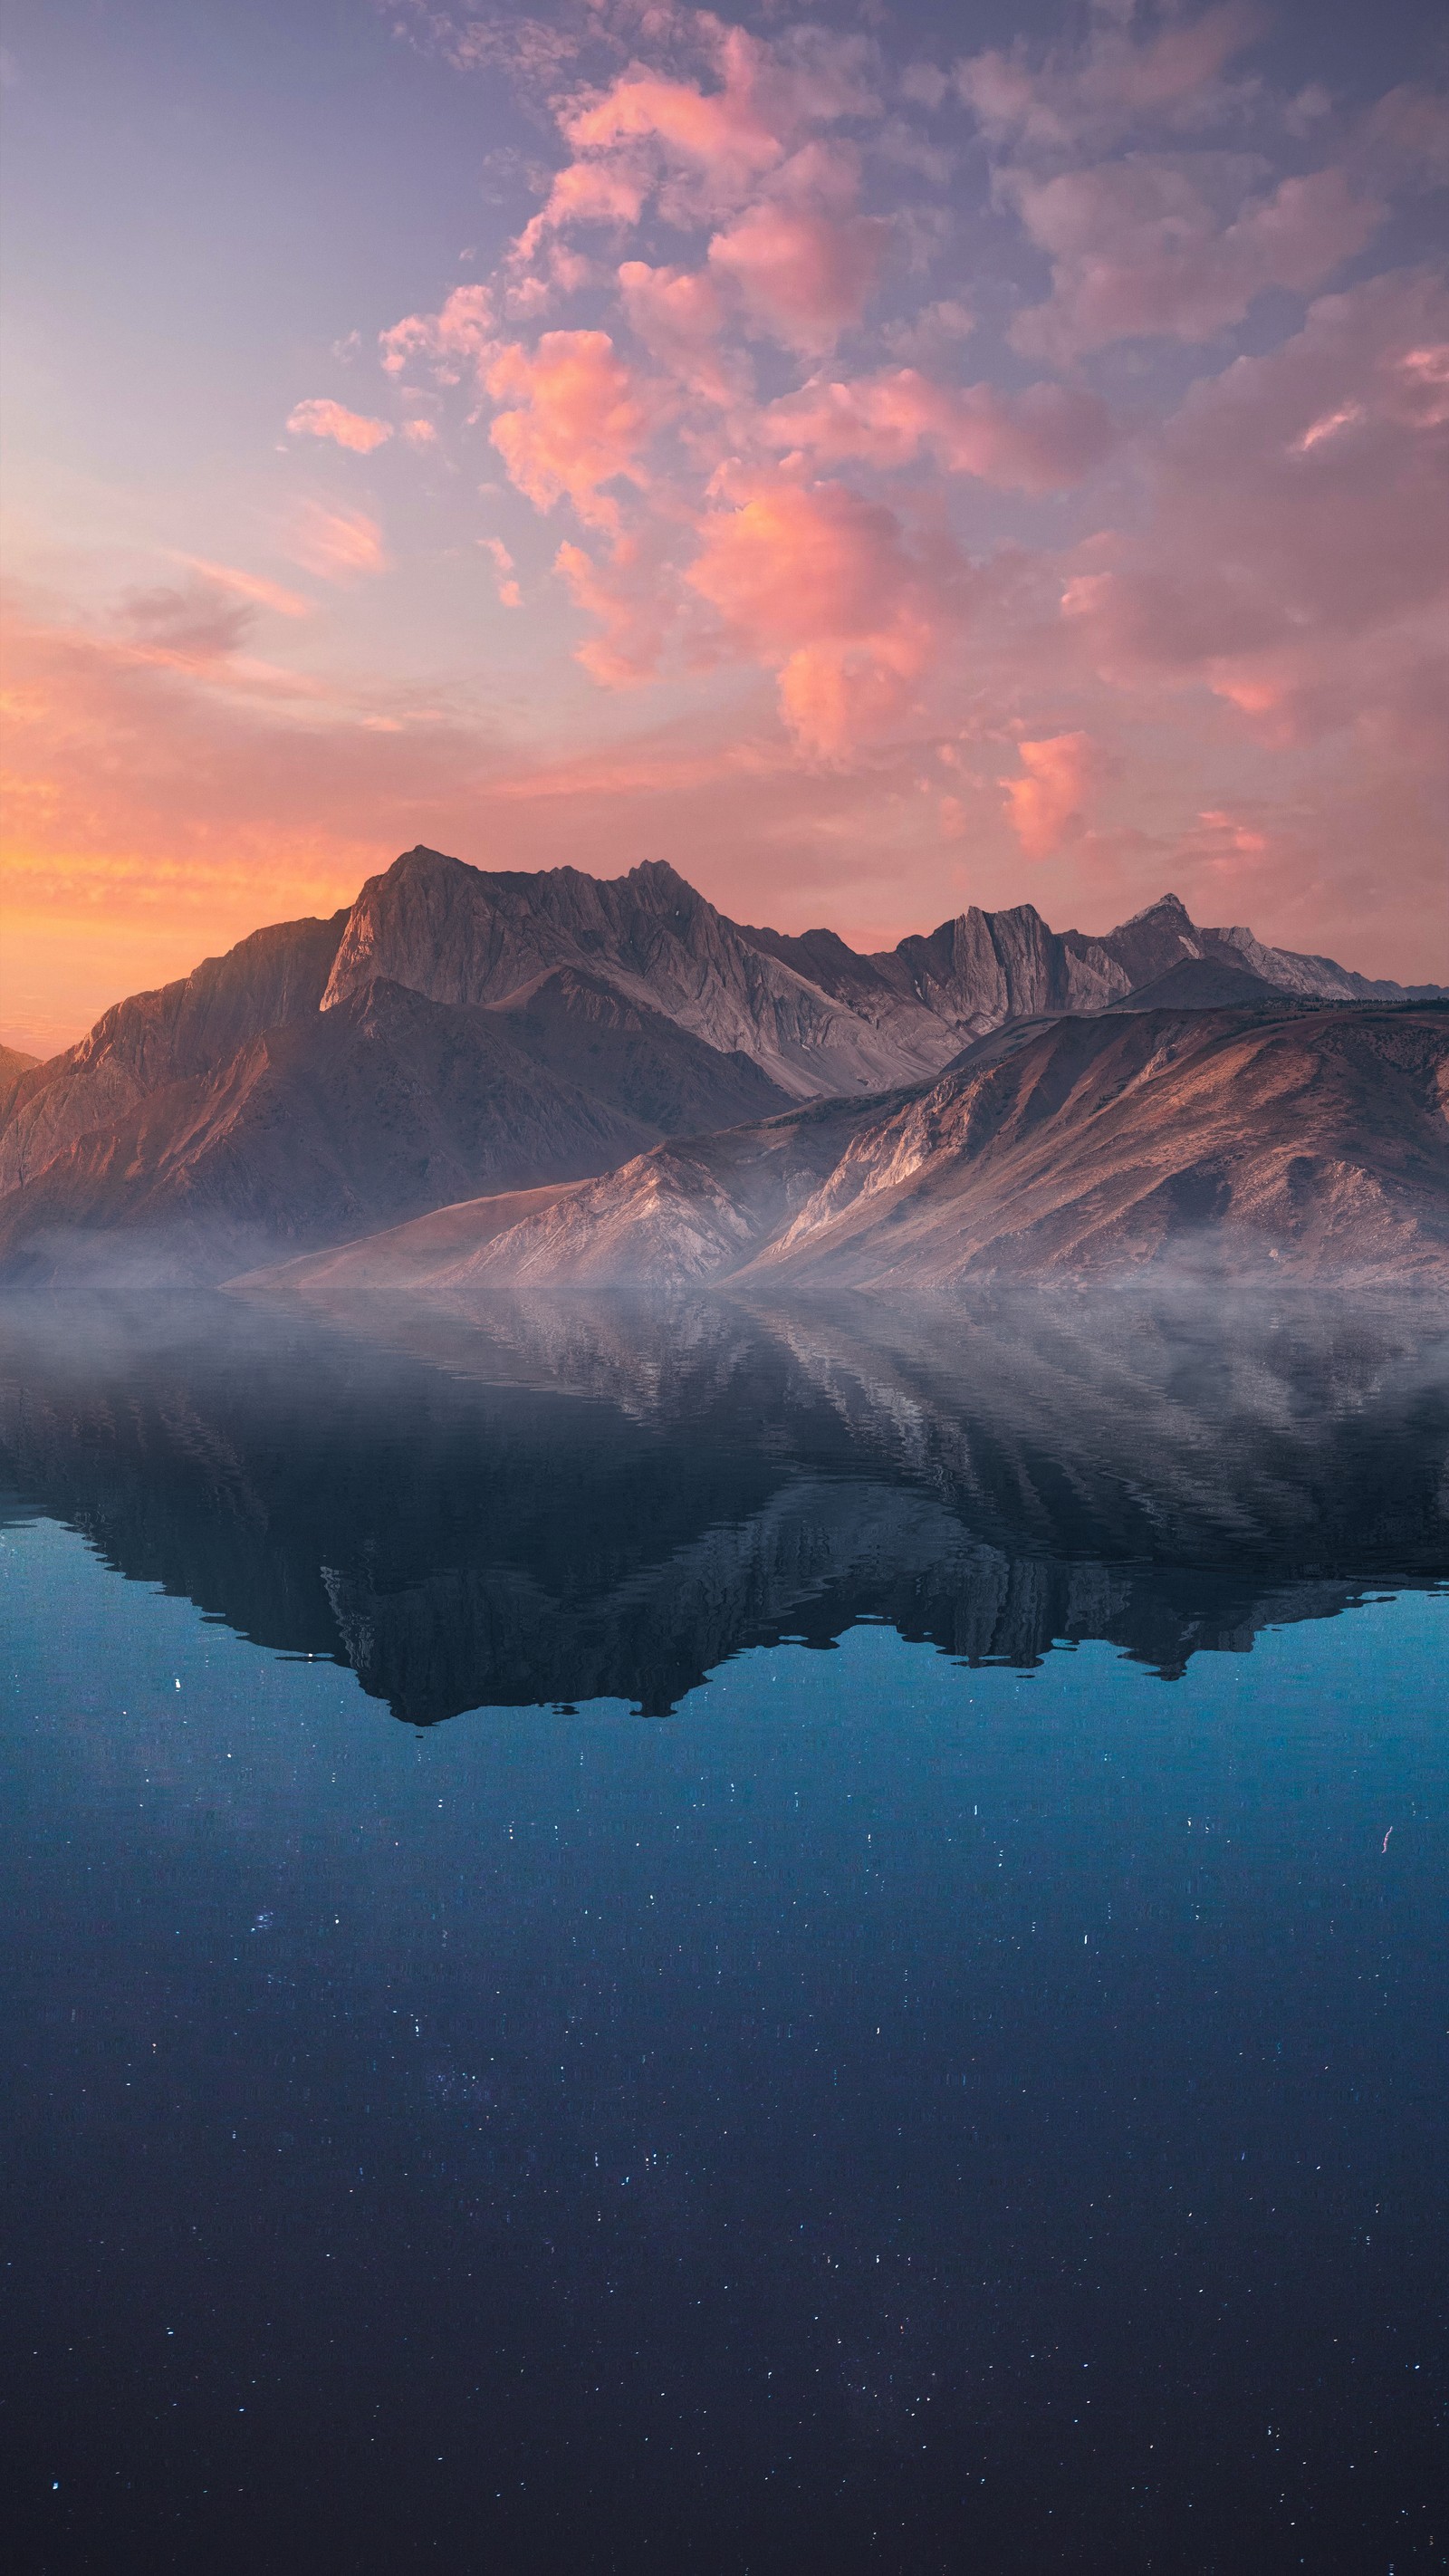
[{"x1": 3, "y1": 1287, "x2": 1445, "y2": 2572}]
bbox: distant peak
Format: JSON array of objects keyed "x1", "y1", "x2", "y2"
[
  {"x1": 629, "y1": 860, "x2": 696, "y2": 893},
  {"x1": 390, "y1": 844, "x2": 469, "y2": 871},
  {"x1": 1118, "y1": 892, "x2": 1195, "y2": 928},
  {"x1": 364, "y1": 845, "x2": 479, "y2": 893}
]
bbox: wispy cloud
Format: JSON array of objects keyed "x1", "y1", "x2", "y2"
[
  {"x1": 285, "y1": 502, "x2": 388, "y2": 580},
  {"x1": 178, "y1": 558, "x2": 312, "y2": 618}
]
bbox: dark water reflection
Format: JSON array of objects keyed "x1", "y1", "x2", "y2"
[
  {"x1": 2, "y1": 1287, "x2": 1447, "y2": 2575},
  {"x1": 2, "y1": 1285, "x2": 1446, "y2": 1713}
]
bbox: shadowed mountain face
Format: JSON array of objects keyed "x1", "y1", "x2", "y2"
[
  {"x1": 0, "y1": 910, "x2": 350, "y2": 1195},
  {"x1": 269, "y1": 1000, "x2": 1449, "y2": 1301},
  {"x1": 0, "y1": 1045, "x2": 40, "y2": 1122},
  {"x1": 0, "y1": 962, "x2": 788, "y2": 1282},
  {"x1": 1113, "y1": 956, "x2": 1287, "y2": 1010},
  {"x1": 5, "y1": 850, "x2": 1441, "y2": 1280},
  {"x1": 2, "y1": 1289, "x2": 1443, "y2": 1721}
]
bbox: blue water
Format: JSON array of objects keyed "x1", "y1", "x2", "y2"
[{"x1": 4, "y1": 1505, "x2": 1445, "y2": 2573}]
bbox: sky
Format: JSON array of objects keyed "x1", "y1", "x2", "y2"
[{"x1": 1, "y1": 0, "x2": 1446, "y2": 1055}]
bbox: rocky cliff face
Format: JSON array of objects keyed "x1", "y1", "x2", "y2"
[
  {"x1": 321, "y1": 849, "x2": 956, "y2": 1097},
  {"x1": 0, "y1": 1046, "x2": 40, "y2": 1125},
  {"x1": 0, "y1": 909, "x2": 349, "y2": 1195},
  {"x1": 890, "y1": 900, "x2": 1130, "y2": 1024},
  {"x1": 321, "y1": 999, "x2": 1449, "y2": 1296}
]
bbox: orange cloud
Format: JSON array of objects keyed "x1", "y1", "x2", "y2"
[
  {"x1": 0, "y1": 588, "x2": 494, "y2": 1052},
  {"x1": 286, "y1": 398, "x2": 395, "y2": 453}
]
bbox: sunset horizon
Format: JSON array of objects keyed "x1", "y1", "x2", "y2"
[{"x1": 4, "y1": 0, "x2": 1446, "y2": 1056}]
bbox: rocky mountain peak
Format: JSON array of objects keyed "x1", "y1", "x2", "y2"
[
  {"x1": 628, "y1": 859, "x2": 697, "y2": 899},
  {"x1": 1090, "y1": 891, "x2": 1204, "y2": 988},
  {"x1": 1118, "y1": 892, "x2": 1194, "y2": 928}
]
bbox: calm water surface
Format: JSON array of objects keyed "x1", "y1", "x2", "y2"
[{"x1": 2, "y1": 1292, "x2": 1446, "y2": 2572}]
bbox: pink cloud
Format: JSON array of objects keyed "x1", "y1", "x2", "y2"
[
  {"x1": 286, "y1": 502, "x2": 387, "y2": 580},
  {"x1": 763, "y1": 367, "x2": 1115, "y2": 492},
  {"x1": 513, "y1": 157, "x2": 650, "y2": 265},
  {"x1": 400, "y1": 418, "x2": 439, "y2": 448},
  {"x1": 564, "y1": 53, "x2": 782, "y2": 197},
  {"x1": 559, "y1": 20, "x2": 879, "y2": 204},
  {"x1": 1062, "y1": 269, "x2": 1449, "y2": 748},
  {"x1": 708, "y1": 198, "x2": 888, "y2": 354},
  {"x1": 1395, "y1": 340, "x2": 1449, "y2": 428},
  {"x1": 616, "y1": 260, "x2": 740, "y2": 403},
  {"x1": 1194, "y1": 806, "x2": 1271, "y2": 865},
  {"x1": 1001, "y1": 732, "x2": 1110, "y2": 858},
  {"x1": 1007, "y1": 157, "x2": 1382, "y2": 360},
  {"x1": 481, "y1": 537, "x2": 522, "y2": 609},
  {"x1": 286, "y1": 398, "x2": 394, "y2": 454},
  {"x1": 484, "y1": 330, "x2": 665, "y2": 528},
  {"x1": 881, "y1": 298, "x2": 975, "y2": 362},
  {"x1": 688, "y1": 476, "x2": 910, "y2": 652},
  {"x1": 379, "y1": 284, "x2": 494, "y2": 381},
  {"x1": 1359, "y1": 84, "x2": 1449, "y2": 189},
  {"x1": 686, "y1": 474, "x2": 954, "y2": 755},
  {"x1": 555, "y1": 532, "x2": 677, "y2": 687},
  {"x1": 957, "y1": 4, "x2": 1261, "y2": 155},
  {"x1": 179, "y1": 559, "x2": 312, "y2": 619},
  {"x1": 522, "y1": 21, "x2": 880, "y2": 274},
  {"x1": 705, "y1": 139, "x2": 889, "y2": 355}
]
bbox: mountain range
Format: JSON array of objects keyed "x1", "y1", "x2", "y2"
[
  {"x1": 260, "y1": 997, "x2": 1449, "y2": 1302},
  {"x1": 3, "y1": 845, "x2": 1445, "y2": 1285}
]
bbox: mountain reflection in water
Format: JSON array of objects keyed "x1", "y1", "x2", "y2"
[{"x1": 3, "y1": 1285, "x2": 1444, "y2": 1720}]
